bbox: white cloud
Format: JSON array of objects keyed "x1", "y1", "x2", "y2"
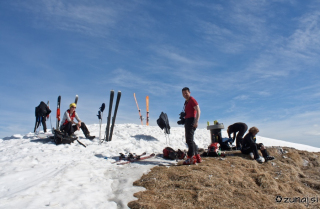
[
  {"x1": 105, "y1": 68, "x2": 180, "y2": 96},
  {"x1": 246, "y1": 9, "x2": 320, "y2": 79},
  {"x1": 154, "y1": 46, "x2": 214, "y2": 67},
  {"x1": 234, "y1": 95, "x2": 249, "y2": 100},
  {"x1": 13, "y1": 0, "x2": 121, "y2": 37},
  {"x1": 289, "y1": 11, "x2": 320, "y2": 52}
]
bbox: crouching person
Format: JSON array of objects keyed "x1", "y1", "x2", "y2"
[
  {"x1": 60, "y1": 103, "x2": 95, "y2": 140},
  {"x1": 241, "y1": 127, "x2": 274, "y2": 163},
  {"x1": 227, "y1": 122, "x2": 248, "y2": 150}
]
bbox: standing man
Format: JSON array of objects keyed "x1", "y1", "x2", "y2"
[
  {"x1": 60, "y1": 103, "x2": 95, "y2": 140},
  {"x1": 227, "y1": 122, "x2": 248, "y2": 150},
  {"x1": 181, "y1": 87, "x2": 201, "y2": 165}
]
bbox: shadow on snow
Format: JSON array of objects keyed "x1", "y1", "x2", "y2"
[{"x1": 132, "y1": 134, "x2": 158, "y2": 141}]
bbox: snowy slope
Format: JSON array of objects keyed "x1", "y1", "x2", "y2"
[{"x1": 0, "y1": 124, "x2": 319, "y2": 209}]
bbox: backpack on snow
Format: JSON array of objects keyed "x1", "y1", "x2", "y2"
[
  {"x1": 163, "y1": 147, "x2": 186, "y2": 160},
  {"x1": 53, "y1": 129, "x2": 77, "y2": 145},
  {"x1": 157, "y1": 112, "x2": 170, "y2": 134}
]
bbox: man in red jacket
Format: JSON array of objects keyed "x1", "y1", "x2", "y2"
[{"x1": 181, "y1": 87, "x2": 201, "y2": 165}]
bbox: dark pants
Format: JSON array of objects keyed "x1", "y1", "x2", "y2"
[
  {"x1": 241, "y1": 143, "x2": 269, "y2": 159},
  {"x1": 185, "y1": 118, "x2": 198, "y2": 157},
  {"x1": 34, "y1": 116, "x2": 47, "y2": 132},
  {"x1": 235, "y1": 125, "x2": 248, "y2": 148},
  {"x1": 60, "y1": 122, "x2": 90, "y2": 136}
]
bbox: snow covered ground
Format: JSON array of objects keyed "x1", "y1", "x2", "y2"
[{"x1": 0, "y1": 123, "x2": 319, "y2": 209}]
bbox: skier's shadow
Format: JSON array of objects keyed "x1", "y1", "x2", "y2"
[
  {"x1": 2, "y1": 135, "x2": 29, "y2": 141},
  {"x1": 2, "y1": 136, "x2": 15, "y2": 141},
  {"x1": 30, "y1": 138, "x2": 54, "y2": 144},
  {"x1": 132, "y1": 134, "x2": 158, "y2": 141}
]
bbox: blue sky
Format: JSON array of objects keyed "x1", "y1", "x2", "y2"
[{"x1": 0, "y1": 0, "x2": 319, "y2": 147}]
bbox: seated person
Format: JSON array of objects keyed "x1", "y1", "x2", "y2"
[
  {"x1": 60, "y1": 103, "x2": 95, "y2": 140},
  {"x1": 241, "y1": 126, "x2": 274, "y2": 163},
  {"x1": 227, "y1": 122, "x2": 248, "y2": 150}
]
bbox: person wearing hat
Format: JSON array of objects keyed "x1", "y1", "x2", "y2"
[{"x1": 60, "y1": 103, "x2": 95, "y2": 140}]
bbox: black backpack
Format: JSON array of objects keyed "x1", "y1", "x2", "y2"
[
  {"x1": 163, "y1": 147, "x2": 186, "y2": 160},
  {"x1": 157, "y1": 112, "x2": 170, "y2": 134},
  {"x1": 219, "y1": 138, "x2": 232, "y2": 151},
  {"x1": 53, "y1": 129, "x2": 77, "y2": 145}
]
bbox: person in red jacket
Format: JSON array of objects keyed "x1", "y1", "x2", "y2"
[
  {"x1": 181, "y1": 87, "x2": 201, "y2": 165},
  {"x1": 60, "y1": 103, "x2": 95, "y2": 140}
]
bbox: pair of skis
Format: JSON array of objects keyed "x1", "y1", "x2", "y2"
[
  {"x1": 116, "y1": 153, "x2": 155, "y2": 165},
  {"x1": 112, "y1": 152, "x2": 146, "y2": 164},
  {"x1": 134, "y1": 93, "x2": 149, "y2": 126},
  {"x1": 56, "y1": 95, "x2": 78, "y2": 131},
  {"x1": 100, "y1": 90, "x2": 121, "y2": 143}
]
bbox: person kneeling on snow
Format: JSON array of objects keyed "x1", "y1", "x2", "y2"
[
  {"x1": 60, "y1": 103, "x2": 95, "y2": 140},
  {"x1": 241, "y1": 127, "x2": 274, "y2": 163}
]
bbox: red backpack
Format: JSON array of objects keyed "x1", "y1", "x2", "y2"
[{"x1": 207, "y1": 142, "x2": 220, "y2": 157}]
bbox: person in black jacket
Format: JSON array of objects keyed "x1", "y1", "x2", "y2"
[
  {"x1": 227, "y1": 122, "x2": 248, "y2": 149},
  {"x1": 34, "y1": 101, "x2": 51, "y2": 133},
  {"x1": 241, "y1": 126, "x2": 274, "y2": 163}
]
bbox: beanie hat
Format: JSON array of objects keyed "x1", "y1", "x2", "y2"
[{"x1": 69, "y1": 103, "x2": 77, "y2": 108}]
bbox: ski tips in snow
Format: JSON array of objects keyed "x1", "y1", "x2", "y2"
[
  {"x1": 100, "y1": 90, "x2": 121, "y2": 144},
  {"x1": 134, "y1": 93, "x2": 144, "y2": 125},
  {"x1": 108, "y1": 91, "x2": 121, "y2": 142},
  {"x1": 134, "y1": 93, "x2": 150, "y2": 126}
]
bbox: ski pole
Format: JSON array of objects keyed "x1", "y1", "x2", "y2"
[{"x1": 50, "y1": 115, "x2": 53, "y2": 131}]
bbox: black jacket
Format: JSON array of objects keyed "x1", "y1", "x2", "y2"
[
  {"x1": 242, "y1": 132, "x2": 256, "y2": 149},
  {"x1": 35, "y1": 101, "x2": 51, "y2": 117},
  {"x1": 228, "y1": 122, "x2": 248, "y2": 139}
]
